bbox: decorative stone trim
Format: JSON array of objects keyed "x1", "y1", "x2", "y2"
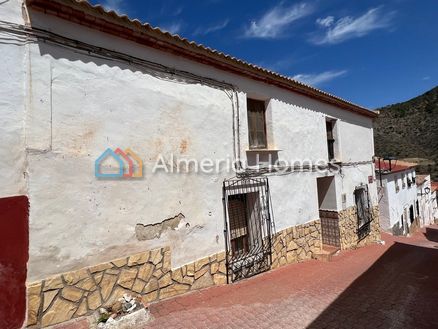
[
  {"x1": 26, "y1": 247, "x2": 227, "y2": 328},
  {"x1": 271, "y1": 219, "x2": 322, "y2": 269},
  {"x1": 338, "y1": 205, "x2": 381, "y2": 250}
]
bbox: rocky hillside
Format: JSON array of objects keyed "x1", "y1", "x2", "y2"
[{"x1": 374, "y1": 86, "x2": 438, "y2": 180}]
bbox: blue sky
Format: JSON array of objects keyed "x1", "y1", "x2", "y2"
[{"x1": 91, "y1": 0, "x2": 438, "y2": 109}]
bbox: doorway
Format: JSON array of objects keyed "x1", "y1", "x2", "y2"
[{"x1": 317, "y1": 176, "x2": 340, "y2": 248}]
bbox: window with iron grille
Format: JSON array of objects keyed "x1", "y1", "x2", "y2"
[
  {"x1": 223, "y1": 177, "x2": 273, "y2": 282},
  {"x1": 247, "y1": 98, "x2": 267, "y2": 149},
  {"x1": 354, "y1": 185, "x2": 371, "y2": 240}
]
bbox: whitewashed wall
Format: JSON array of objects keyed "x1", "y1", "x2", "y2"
[
  {"x1": 432, "y1": 191, "x2": 438, "y2": 221},
  {"x1": 417, "y1": 176, "x2": 435, "y2": 226},
  {"x1": 0, "y1": 0, "x2": 27, "y2": 198},
  {"x1": 1, "y1": 7, "x2": 377, "y2": 281},
  {"x1": 378, "y1": 169, "x2": 417, "y2": 233}
]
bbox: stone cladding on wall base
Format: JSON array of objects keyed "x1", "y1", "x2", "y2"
[
  {"x1": 27, "y1": 247, "x2": 227, "y2": 327},
  {"x1": 338, "y1": 205, "x2": 381, "y2": 250},
  {"x1": 271, "y1": 219, "x2": 322, "y2": 269},
  {"x1": 27, "y1": 209, "x2": 380, "y2": 328}
]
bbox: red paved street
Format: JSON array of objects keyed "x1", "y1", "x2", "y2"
[{"x1": 145, "y1": 225, "x2": 438, "y2": 329}]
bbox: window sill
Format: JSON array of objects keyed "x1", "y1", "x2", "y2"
[{"x1": 246, "y1": 149, "x2": 282, "y2": 152}]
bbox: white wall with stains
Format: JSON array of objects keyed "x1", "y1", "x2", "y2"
[
  {"x1": 1, "y1": 5, "x2": 377, "y2": 281},
  {"x1": 0, "y1": 0, "x2": 27, "y2": 198}
]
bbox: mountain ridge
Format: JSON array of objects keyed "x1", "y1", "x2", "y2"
[{"x1": 374, "y1": 85, "x2": 438, "y2": 180}]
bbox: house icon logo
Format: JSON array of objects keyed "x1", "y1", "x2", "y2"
[{"x1": 95, "y1": 148, "x2": 143, "y2": 179}]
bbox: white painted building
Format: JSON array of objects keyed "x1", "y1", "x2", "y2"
[
  {"x1": 375, "y1": 159, "x2": 418, "y2": 235},
  {"x1": 432, "y1": 183, "x2": 438, "y2": 222},
  {"x1": 416, "y1": 175, "x2": 437, "y2": 227},
  {"x1": 0, "y1": 0, "x2": 381, "y2": 327}
]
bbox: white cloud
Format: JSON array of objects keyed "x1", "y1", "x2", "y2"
[
  {"x1": 244, "y1": 2, "x2": 313, "y2": 38},
  {"x1": 422, "y1": 76, "x2": 430, "y2": 81},
  {"x1": 101, "y1": 0, "x2": 124, "y2": 14},
  {"x1": 293, "y1": 70, "x2": 347, "y2": 86},
  {"x1": 193, "y1": 19, "x2": 229, "y2": 36},
  {"x1": 316, "y1": 16, "x2": 334, "y2": 28},
  {"x1": 160, "y1": 22, "x2": 183, "y2": 35},
  {"x1": 160, "y1": 4, "x2": 183, "y2": 17},
  {"x1": 313, "y1": 7, "x2": 395, "y2": 45}
]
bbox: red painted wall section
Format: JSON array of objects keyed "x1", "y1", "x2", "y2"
[{"x1": 0, "y1": 195, "x2": 29, "y2": 329}]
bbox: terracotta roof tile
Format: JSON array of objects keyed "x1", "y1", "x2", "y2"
[{"x1": 374, "y1": 159, "x2": 416, "y2": 174}]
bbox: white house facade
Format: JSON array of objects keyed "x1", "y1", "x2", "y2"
[
  {"x1": 416, "y1": 175, "x2": 437, "y2": 227},
  {"x1": 375, "y1": 160, "x2": 418, "y2": 235},
  {"x1": 432, "y1": 183, "x2": 438, "y2": 222},
  {"x1": 0, "y1": 0, "x2": 381, "y2": 327}
]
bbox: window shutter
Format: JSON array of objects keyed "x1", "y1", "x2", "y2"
[
  {"x1": 247, "y1": 99, "x2": 267, "y2": 149},
  {"x1": 228, "y1": 198, "x2": 248, "y2": 239}
]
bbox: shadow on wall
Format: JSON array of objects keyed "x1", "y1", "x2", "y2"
[
  {"x1": 27, "y1": 9, "x2": 373, "y2": 129},
  {"x1": 424, "y1": 226, "x2": 438, "y2": 243},
  {"x1": 33, "y1": 36, "x2": 231, "y2": 94},
  {"x1": 307, "y1": 241, "x2": 438, "y2": 329},
  {"x1": 0, "y1": 195, "x2": 29, "y2": 329},
  {"x1": 391, "y1": 221, "x2": 404, "y2": 236}
]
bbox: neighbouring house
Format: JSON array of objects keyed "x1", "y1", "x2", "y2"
[
  {"x1": 375, "y1": 159, "x2": 418, "y2": 235},
  {"x1": 0, "y1": 0, "x2": 381, "y2": 327},
  {"x1": 432, "y1": 182, "x2": 438, "y2": 222},
  {"x1": 416, "y1": 175, "x2": 437, "y2": 227}
]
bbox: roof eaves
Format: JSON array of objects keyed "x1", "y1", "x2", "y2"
[{"x1": 26, "y1": 0, "x2": 377, "y2": 118}]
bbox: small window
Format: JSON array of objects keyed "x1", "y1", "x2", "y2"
[
  {"x1": 402, "y1": 175, "x2": 406, "y2": 189},
  {"x1": 326, "y1": 119, "x2": 336, "y2": 161},
  {"x1": 395, "y1": 176, "x2": 400, "y2": 193},
  {"x1": 247, "y1": 99, "x2": 267, "y2": 149}
]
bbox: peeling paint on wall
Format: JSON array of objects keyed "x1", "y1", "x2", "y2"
[{"x1": 135, "y1": 213, "x2": 185, "y2": 241}]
